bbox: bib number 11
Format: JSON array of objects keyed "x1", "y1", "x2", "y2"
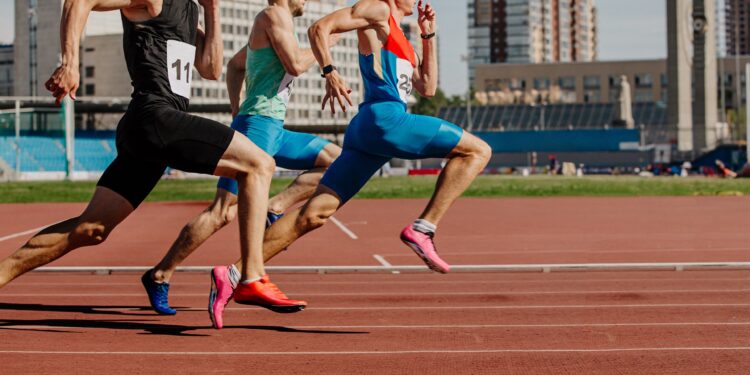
[{"x1": 167, "y1": 40, "x2": 196, "y2": 99}]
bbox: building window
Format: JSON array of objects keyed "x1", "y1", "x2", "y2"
[
  {"x1": 634, "y1": 90, "x2": 653, "y2": 102},
  {"x1": 558, "y1": 76, "x2": 576, "y2": 90},
  {"x1": 85, "y1": 66, "x2": 95, "y2": 78},
  {"x1": 583, "y1": 75, "x2": 600, "y2": 89},
  {"x1": 584, "y1": 90, "x2": 601, "y2": 103},
  {"x1": 635, "y1": 74, "x2": 653, "y2": 88},
  {"x1": 85, "y1": 84, "x2": 95, "y2": 96},
  {"x1": 534, "y1": 78, "x2": 550, "y2": 90},
  {"x1": 509, "y1": 78, "x2": 525, "y2": 90}
]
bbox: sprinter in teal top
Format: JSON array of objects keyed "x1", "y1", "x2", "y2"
[
  {"x1": 142, "y1": 0, "x2": 342, "y2": 321},
  {"x1": 238, "y1": 46, "x2": 295, "y2": 121}
]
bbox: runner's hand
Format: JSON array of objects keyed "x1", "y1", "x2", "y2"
[
  {"x1": 45, "y1": 65, "x2": 79, "y2": 106},
  {"x1": 417, "y1": 0, "x2": 436, "y2": 35},
  {"x1": 322, "y1": 70, "x2": 352, "y2": 115}
]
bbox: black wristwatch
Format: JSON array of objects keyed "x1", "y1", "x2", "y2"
[
  {"x1": 321, "y1": 64, "x2": 336, "y2": 77},
  {"x1": 421, "y1": 32, "x2": 436, "y2": 40}
]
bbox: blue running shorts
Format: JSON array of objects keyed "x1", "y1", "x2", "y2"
[
  {"x1": 320, "y1": 101, "x2": 463, "y2": 203},
  {"x1": 217, "y1": 115, "x2": 330, "y2": 195}
]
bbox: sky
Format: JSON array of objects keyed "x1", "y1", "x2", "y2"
[{"x1": 0, "y1": 0, "x2": 668, "y2": 96}]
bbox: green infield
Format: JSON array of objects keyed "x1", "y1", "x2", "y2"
[{"x1": 0, "y1": 175, "x2": 748, "y2": 204}]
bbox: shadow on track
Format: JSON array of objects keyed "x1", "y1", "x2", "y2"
[
  {"x1": 0, "y1": 318, "x2": 209, "y2": 336},
  {"x1": 0, "y1": 302, "x2": 155, "y2": 316}
]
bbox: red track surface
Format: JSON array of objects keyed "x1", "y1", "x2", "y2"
[{"x1": 1, "y1": 197, "x2": 749, "y2": 373}]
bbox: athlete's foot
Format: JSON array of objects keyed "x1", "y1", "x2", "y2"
[
  {"x1": 400, "y1": 226, "x2": 450, "y2": 273},
  {"x1": 233, "y1": 275, "x2": 306, "y2": 313},
  {"x1": 141, "y1": 270, "x2": 177, "y2": 315},
  {"x1": 208, "y1": 266, "x2": 235, "y2": 329}
]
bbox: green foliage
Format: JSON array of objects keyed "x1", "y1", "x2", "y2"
[{"x1": 410, "y1": 88, "x2": 449, "y2": 116}]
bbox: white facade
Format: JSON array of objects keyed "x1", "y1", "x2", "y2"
[
  {"x1": 573, "y1": 0, "x2": 597, "y2": 62},
  {"x1": 506, "y1": 0, "x2": 544, "y2": 63},
  {"x1": 468, "y1": 0, "x2": 597, "y2": 87},
  {"x1": 716, "y1": 0, "x2": 727, "y2": 57}
]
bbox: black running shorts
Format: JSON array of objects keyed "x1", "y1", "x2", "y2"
[{"x1": 98, "y1": 101, "x2": 234, "y2": 208}]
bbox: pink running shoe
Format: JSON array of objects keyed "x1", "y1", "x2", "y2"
[
  {"x1": 400, "y1": 225, "x2": 450, "y2": 273},
  {"x1": 208, "y1": 266, "x2": 234, "y2": 329}
]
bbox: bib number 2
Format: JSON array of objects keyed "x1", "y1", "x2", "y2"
[
  {"x1": 396, "y1": 58, "x2": 414, "y2": 104},
  {"x1": 167, "y1": 40, "x2": 196, "y2": 99}
]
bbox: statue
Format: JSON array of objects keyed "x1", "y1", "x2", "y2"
[{"x1": 612, "y1": 75, "x2": 635, "y2": 129}]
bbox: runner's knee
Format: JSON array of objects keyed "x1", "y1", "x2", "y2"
[
  {"x1": 297, "y1": 207, "x2": 333, "y2": 231},
  {"x1": 238, "y1": 152, "x2": 275, "y2": 178},
  {"x1": 475, "y1": 139, "x2": 492, "y2": 164},
  {"x1": 70, "y1": 220, "x2": 113, "y2": 247},
  {"x1": 206, "y1": 201, "x2": 237, "y2": 229}
]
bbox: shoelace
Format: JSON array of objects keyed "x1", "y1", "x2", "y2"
[{"x1": 156, "y1": 283, "x2": 170, "y2": 305}]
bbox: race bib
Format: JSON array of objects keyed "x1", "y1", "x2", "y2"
[
  {"x1": 277, "y1": 73, "x2": 295, "y2": 106},
  {"x1": 396, "y1": 58, "x2": 414, "y2": 104},
  {"x1": 166, "y1": 40, "x2": 196, "y2": 99}
]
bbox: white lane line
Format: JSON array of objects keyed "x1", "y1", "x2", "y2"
[
  {"x1": 249, "y1": 322, "x2": 750, "y2": 329},
  {"x1": 4, "y1": 322, "x2": 750, "y2": 331},
  {"x1": 2, "y1": 348, "x2": 750, "y2": 355},
  {"x1": 13, "y1": 277, "x2": 750, "y2": 286},
  {"x1": 373, "y1": 254, "x2": 400, "y2": 274},
  {"x1": 27, "y1": 303, "x2": 746, "y2": 312},
  {"x1": 330, "y1": 217, "x2": 358, "y2": 240},
  {"x1": 380, "y1": 247, "x2": 750, "y2": 257},
  {"x1": 3, "y1": 289, "x2": 749, "y2": 297},
  {"x1": 0, "y1": 225, "x2": 50, "y2": 243}
]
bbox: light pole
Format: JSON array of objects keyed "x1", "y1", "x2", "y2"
[
  {"x1": 461, "y1": 54, "x2": 474, "y2": 132},
  {"x1": 540, "y1": 102, "x2": 546, "y2": 130}
]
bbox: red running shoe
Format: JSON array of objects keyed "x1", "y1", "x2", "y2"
[{"x1": 233, "y1": 275, "x2": 306, "y2": 313}]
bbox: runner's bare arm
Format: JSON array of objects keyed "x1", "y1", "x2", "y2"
[
  {"x1": 47, "y1": 0, "x2": 162, "y2": 105},
  {"x1": 265, "y1": 9, "x2": 317, "y2": 76},
  {"x1": 226, "y1": 48, "x2": 247, "y2": 117},
  {"x1": 308, "y1": 0, "x2": 389, "y2": 113},
  {"x1": 195, "y1": 0, "x2": 223, "y2": 80},
  {"x1": 412, "y1": 1, "x2": 437, "y2": 97}
]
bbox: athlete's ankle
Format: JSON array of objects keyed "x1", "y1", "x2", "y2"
[{"x1": 151, "y1": 268, "x2": 171, "y2": 283}]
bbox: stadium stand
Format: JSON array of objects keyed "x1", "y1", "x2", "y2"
[
  {"x1": 438, "y1": 102, "x2": 667, "y2": 131},
  {"x1": 0, "y1": 132, "x2": 116, "y2": 173}
]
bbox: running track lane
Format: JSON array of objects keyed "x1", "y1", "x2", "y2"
[
  {"x1": 1, "y1": 271, "x2": 749, "y2": 374},
  {"x1": 1, "y1": 197, "x2": 750, "y2": 266}
]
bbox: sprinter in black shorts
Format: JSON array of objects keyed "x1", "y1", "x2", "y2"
[{"x1": 0, "y1": 0, "x2": 303, "y2": 310}]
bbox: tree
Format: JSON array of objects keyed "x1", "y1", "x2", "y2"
[{"x1": 410, "y1": 87, "x2": 449, "y2": 116}]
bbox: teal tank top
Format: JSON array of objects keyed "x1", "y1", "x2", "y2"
[{"x1": 238, "y1": 46, "x2": 294, "y2": 120}]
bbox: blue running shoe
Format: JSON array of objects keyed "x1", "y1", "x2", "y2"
[
  {"x1": 141, "y1": 270, "x2": 177, "y2": 315},
  {"x1": 266, "y1": 211, "x2": 284, "y2": 228}
]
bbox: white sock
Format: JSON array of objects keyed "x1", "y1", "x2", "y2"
[
  {"x1": 412, "y1": 219, "x2": 436, "y2": 235},
  {"x1": 240, "y1": 276, "x2": 261, "y2": 285},
  {"x1": 228, "y1": 264, "x2": 241, "y2": 289}
]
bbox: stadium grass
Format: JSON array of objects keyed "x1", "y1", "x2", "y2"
[{"x1": 0, "y1": 175, "x2": 748, "y2": 204}]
